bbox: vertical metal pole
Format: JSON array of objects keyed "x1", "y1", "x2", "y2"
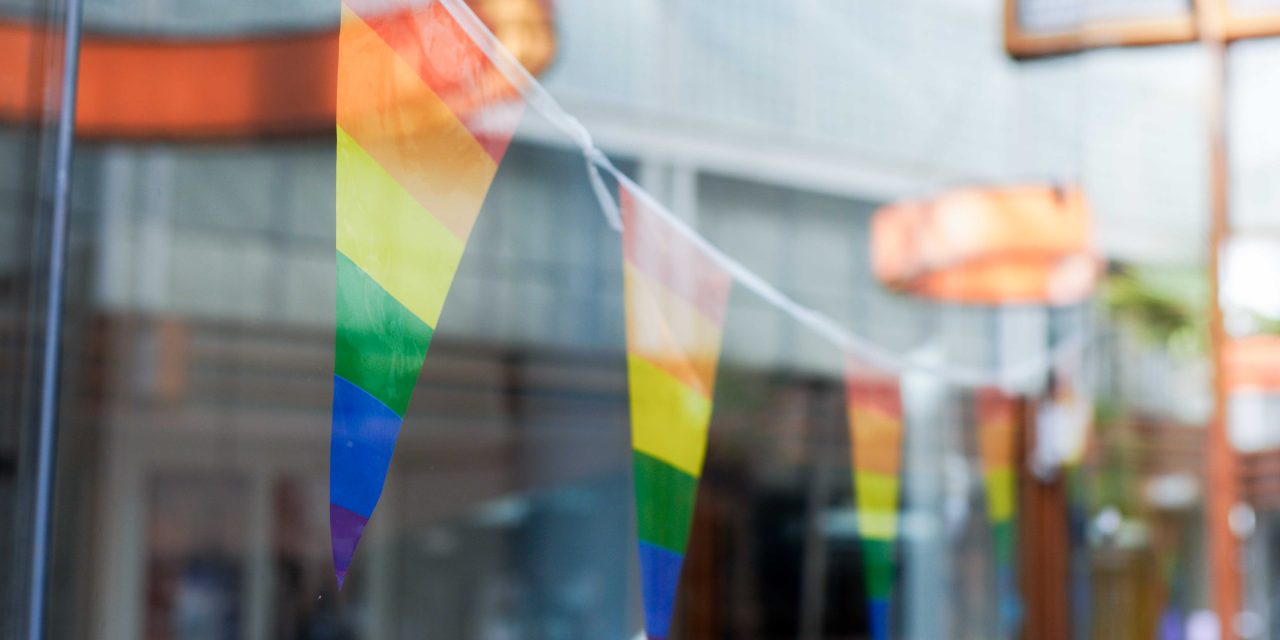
[
  {"x1": 24, "y1": 0, "x2": 83, "y2": 636},
  {"x1": 1197, "y1": 1, "x2": 1243, "y2": 637}
]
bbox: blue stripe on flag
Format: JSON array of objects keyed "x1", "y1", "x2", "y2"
[
  {"x1": 638, "y1": 540, "x2": 686, "y2": 639},
  {"x1": 330, "y1": 374, "x2": 403, "y2": 517}
]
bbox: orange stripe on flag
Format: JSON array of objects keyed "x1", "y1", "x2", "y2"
[
  {"x1": 349, "y1": 0, "x2": 522, "y2": 162},
  {"x1": 337, "y1": 5, "x2": 499, "y2": 242},
  {"x1": 848, "y1": 376, "x2": 904, "y2": 478},
  {"x1": 624, "y1": 263, "x2": 724, "y2": 398},
  {"x1": 849, "y1": 406, "x2": 903, "y2": 476},
  {"x1": 978, "y1": 390, "x2": 1017, "y2": 470}
]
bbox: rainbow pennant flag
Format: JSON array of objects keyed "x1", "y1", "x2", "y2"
[
  {"x1": 621, "y1": 186, "x2": 732, "y2": 640},
  {"x1": 330, "y1": 0, "x2": 522, "y2": 588},
  {"x1": 846, "y1": 374, "x2": 904, "y2": 640},
  {"x1": 978, "y1": 389, "x2": 1022, "y2": 634}
]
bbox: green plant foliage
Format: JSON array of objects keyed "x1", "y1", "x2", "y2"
[
  {"x1": 1103, "y1": 266, "x2": 1207, "y2": 360},
  {"x1": 1250, "y1": 313, "x2": 1280, "y2": 336}
]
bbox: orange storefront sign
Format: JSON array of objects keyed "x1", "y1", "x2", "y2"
[
  {"x1": 871, "y1": 184, "x2": 1101, "y2": 305},
  {"x1": 0, "y1": 0, "x2": 553, "y2": 140}
]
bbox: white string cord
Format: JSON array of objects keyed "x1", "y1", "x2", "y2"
[{"x1": 438, "y1": 0, "x2": 1091, "y2": 388}]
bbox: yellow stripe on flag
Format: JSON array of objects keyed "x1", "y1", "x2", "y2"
[
  {"x1": 627, "y1": 354, "x2": 713, "y2": 478},
  {"x1": 624, "y1": 264, "x2": 725, "y2": 397},
  {"x1": 984, "y1": 467, "x2": 1016, "y2": 522},
  {"x1": 858, "y1": 512, "x2": 899, "y2": 542},
  {"x1": 337, "y1": 5, "x2": 498, "y2": 242},
  {"x1": 337, "y1": 126, "x2": 465, "y2": 328},
  {"x1": 855, "y1": 471, "x2": 900, "y2": 539}
]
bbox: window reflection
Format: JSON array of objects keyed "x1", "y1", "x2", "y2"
[{"x1": 0, "y1": 0, "x2": 1244, "y2": 638}]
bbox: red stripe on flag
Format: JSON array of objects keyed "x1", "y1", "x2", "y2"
[
  {"x1": 845, "y1": 376, "x2": 903, "y2": 418},
  {"x1": 621, "y1": 187, "x2": 732, "y2": 326}
]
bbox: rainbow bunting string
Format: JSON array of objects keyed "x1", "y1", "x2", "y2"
[
  {"x1": 847, "y1": 375, "x2": 904, "y2": 640},
  {"x1": 330, "y1": 0, "x2": 521, "y2": 588},
  {"x1": 622, "y1": 187, "x2": 732, "y2": 640},
  {"x1": 978, "y1": 389, "x2": 1022, "y2": 634}
]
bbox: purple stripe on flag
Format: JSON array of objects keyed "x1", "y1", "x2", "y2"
[{"x1": 330, "y1": 503, "x2": 369, "y2": 589}]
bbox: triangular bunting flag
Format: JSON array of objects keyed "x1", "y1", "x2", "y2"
[
  {"x1": 977, "y1": 389, "x2": 1023, "y2": 635},
  {"x1": 1054, "y1": 360, "x2": 1093, "y2": 469},
  {"x1": 621, "y1": 186, "x2": 732, "y2": 640},
  {"x1": 1030, "y1": 350, "x2": 1093, "y2": 478},
  {"x1": 330, "y1": 0, "x2": 523, "y2": 588},
  {"x1": 845, "y1": 371, "x2": 904, "y2": 640}
]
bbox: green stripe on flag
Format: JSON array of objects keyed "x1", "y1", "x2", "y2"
[
  {"x1": 860, "y1": 537, "x2": 896, "y2": 599},
  {"x1": 335, "y1": 250, "x2": 434, "y2": 416},
  {"x1": 991, "y1": 519, "x2": 1016, "y2": 566},
  {"x1": 633, "y1": 450, "x2": 698, "y2": 553}
]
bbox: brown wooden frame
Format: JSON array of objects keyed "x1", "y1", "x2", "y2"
[
  {"x1": 1216, "y1": 0, "x2": 1280, "y2": 41},
  {"x1": 1006, "y1": 0, "x2": 1280, "y2": 58},
  {"x1": 1004, "y1": 0, "x2": 1198, "y2": 59}
]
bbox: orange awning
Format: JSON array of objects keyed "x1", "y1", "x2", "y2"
[
  {"x1": 0, "y1": 0, "x2": 554, "y2": 140},
  {"x1": 871, "y1": 184, "x2": 1101, "y2": 305}
]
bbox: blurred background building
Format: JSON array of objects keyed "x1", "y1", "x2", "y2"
[{"x1": 5, "y1": 0, "x2": 1280, "y2": 639}]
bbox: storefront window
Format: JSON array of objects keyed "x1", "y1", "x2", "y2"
[{"x1": 8, "y1": 0, "x2": 1280, "y2": 639}]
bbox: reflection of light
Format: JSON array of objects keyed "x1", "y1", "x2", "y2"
[
  {"x1": 1032, "y1": 391, "x2": 1091, "y2": 477},
  {"x1": 1235, "y1": 611, "x2": 1265, "y2": 640},
  {"x1": 1228, "y1": 390, "x2": 1273, "y2": 452},
  {"x1": 1222, "y1": 236, "x2": 1280, "y2": 322},
  {"x1": 1187, "y1": 610, "x2": 1221, "y2": 640},
  {"x1": 474, "y1": 0, "x2": 557, "y2": 80},
  {"x1": 1094, "y1": 506, "x2": 1122, "y2": 537},
  {"x1": 1142, "y1": 472, "x2": 1199, "y2": 511},
  {"x1": 871, "y1": 184, "x2": 1101, "y2": 305},
  {"x1": 821, "y1": 507, "x2": 859, "y2": 539},
  {"x1": 1228, "y1": 502, "x2": 1256, "y2": 539},
  {"x1": 472, "y1": 496, "x2": 531, "y2": 527}
]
